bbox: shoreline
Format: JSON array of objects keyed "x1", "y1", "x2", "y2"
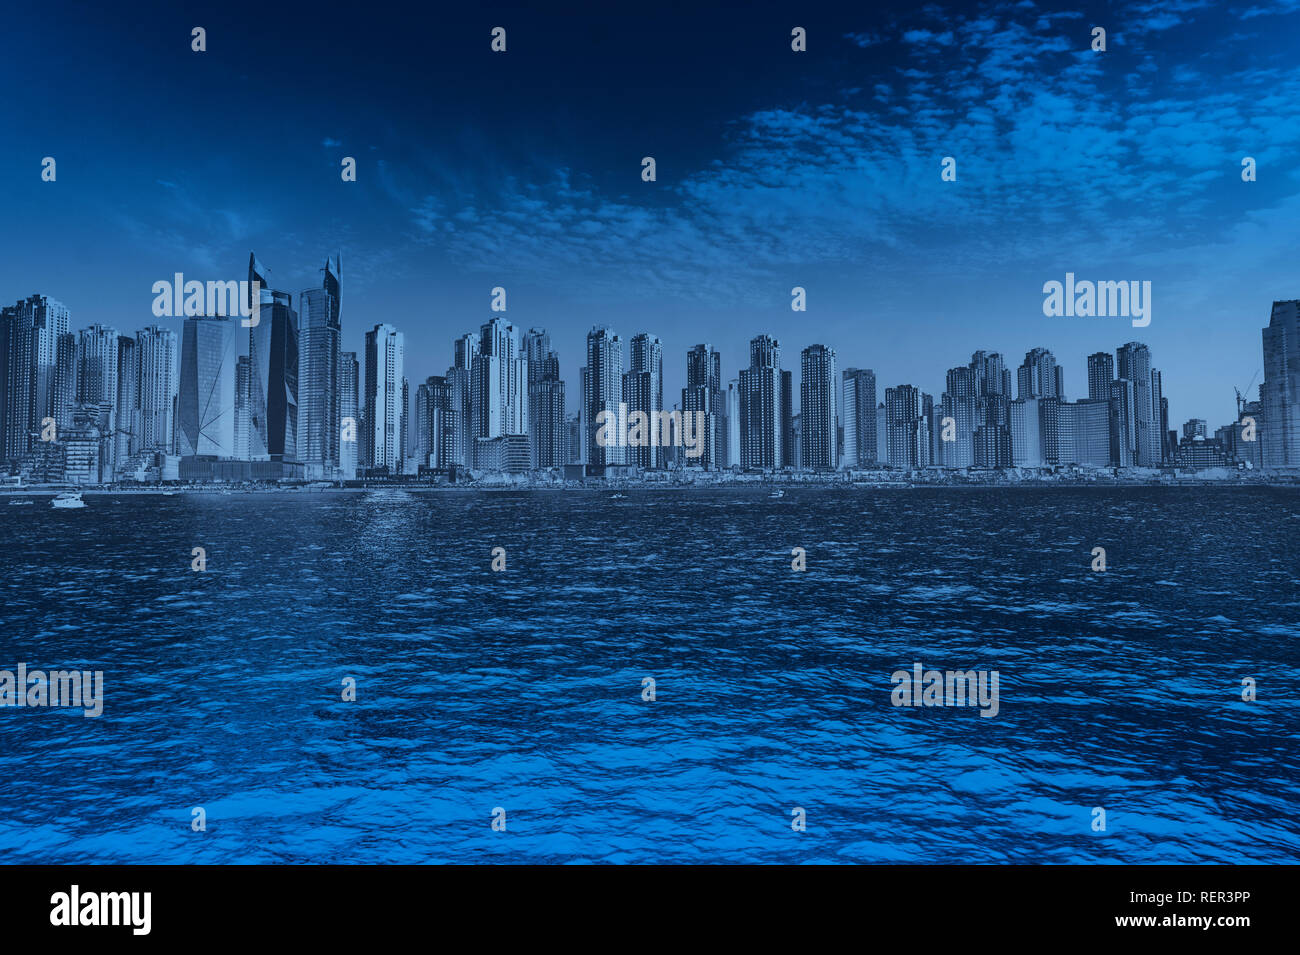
[{"x1": 3, "y1": 477, "x2": 1299, "y2": 496}]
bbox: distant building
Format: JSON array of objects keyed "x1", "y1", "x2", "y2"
[
  {"x1": 682, "y1": 344, "x2": 724, "y2": 469},
  {"x1": 799, "y1": 344, "x2": 836, "y2": 470},
  {"x1": 739, "y1": 335, "x2": 783, "y2": 469},
  {"x1": 364, "y1": 324, "x2": 404, "y2": 472},
  {"x1": 1262, "y1": 300, "x2": 1300, "y2": 467},
  {"x1": 1058, "y1": 399, "x2": 1110, "y2": 467},
  {"x1": 842, "y1": 367, "x2": 876, "y2": 468},
  {"x1": 298, "y1": 256, "x2": 342, "y2": 477},
  {"x1": 177, "y1": 317, "x2": 238, "y2": 458}
]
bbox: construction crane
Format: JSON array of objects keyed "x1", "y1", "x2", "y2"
[{"x1": 1235, "y1": 369, "x2": 1260, "y2": 419}]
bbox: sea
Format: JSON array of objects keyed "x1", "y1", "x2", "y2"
[{"x1": 0, "y1": 486, "x2": 1296, "y2": 863}]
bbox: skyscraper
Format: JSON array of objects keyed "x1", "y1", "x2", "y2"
[
  {"x1": 841, "y1": 368, "x2": 876, "y2": 468},
  {"x1": 339, "y1": 350, "x2": 359, "y2": 479},
  {"x1": 298, "y1": 256, "x2": 342, "y2": 477},
  {"x1": 1261, "y1": 300, "x2": 1300, "y2": 468},
  {"x1": 1087, "y1": 352, "x2": 1115, "y2": 401},
  {"x1": 364, "y1": 324, "x2": 404, "y2": 472},
  {"x1": 682, "y1": 344, "x2": 724, "y2": 469},
  {"x1": 1116, "y1": 342, "x2": 1160, "y2": 467},
  {"x1": 54, "y1": 332, "x2": 76, "y2": 431},
  {"x1": 739, "y1": 335, "x2": 783, "y2": 469},
  {"x1": 800, "y1": 344, "x2": 837, "y2": 470},
  {"x1": 134, "y1": 326, "x2": 178, "y2": 455},
  {"x1": 247, "y1": 254, "x2": 299, "y2": 462},
  {"x1": 725, "y1": 378, "x2": 740, "y2": 468},
  {"x1": 1017, "y1": 347, "x2": 1063, "y2": 399},
  {"x1": 624, "y1": 333, "x2": 664, "y2": 469},
  {"x1": 940, "y1": 365, "x2": 976, "y2": 468},
  {"x1": 524, "y1": 329, "x2": 566, "y2": 470},
  {"x1": 177, "y1": 317, "x2": 237, "y2": 458},
  {"x1": 1108, "y1": 378, "x2": 1136, "y2": 468},
  {"x1": 885, "y1": 384, "x2": 927, "y2": 468},
  {"x1": 234, "y1": 355, "x2": 250, "y2": 460},
  {"x1": 115, "y1": 334, "x2": 137, "y2": 470},
  {"x1": 584, "y1": 326, "x2": 624, "y2": 469}
]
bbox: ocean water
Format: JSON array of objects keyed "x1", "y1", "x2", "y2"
[{"x1": 0, "y1": 486, "x2": 1296, "y2": 864}]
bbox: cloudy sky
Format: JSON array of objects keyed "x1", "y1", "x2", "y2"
[{"x1": 3, "y1": 0, "x2": 1298, "y2": 425}]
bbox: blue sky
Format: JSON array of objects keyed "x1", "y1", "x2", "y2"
[{"x1": 2, "y1": 0, "x2": 1298, "y2": 426}]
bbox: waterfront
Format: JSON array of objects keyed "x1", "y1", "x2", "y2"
[{"x1": 0, "y1": 487, "x2": 1296, "y2": 863}]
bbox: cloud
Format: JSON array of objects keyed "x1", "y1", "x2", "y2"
[{"x1": 394, "y1": 1, "x2": 1300, "y2": 307}]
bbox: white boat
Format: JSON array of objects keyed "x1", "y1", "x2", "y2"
[
  {"x1": 610, "y1": 492, "x2": 626, "y2": 500},
  {"x1": 51, "y1": 490, "x2": 86, "y2": 509},
  {"x1": 769, "y1": 489, "x2": 785, "y2": 498},
  {"x1": 8, "y1": 499, "x2": 33, "y2": 506}
]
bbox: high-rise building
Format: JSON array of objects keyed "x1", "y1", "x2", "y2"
[
  {"x1": 76, "y1": 324, "x2": 119, "y2": 409},
  {"x1": 177, "y1": 317, "x2": 238, "y2": 458},
  {"x1": 841, "y1": 368, "x2": 876, "y2": 468},
  {"x1": 339, "y1": 350, "x2": 359, "y2": 479},
  {"x1": 1011, "y1": 398, "x2": 1044, "y2": 467},
  {"x1": 234, "y1": 355, "x2": 250, "y2": 460},
  {"x1": 780, "y1": 369, "x2": 794, "y2": 468},
  {"x1": 135, "y1": 326, "x2": 179, "y2": 455},
  {"x1": 682, "y1": 344, "x2": 724, "y2": 469},
  {"x1": 1108, "y1": 378, "x2": 1136, "y2": 467},
  {"x1": 1087, "y1": 352, "x2": 1115, "y2": 401},
  {"x1": 1182, "y1": 418, "x2": 1208, "y2": 440},
  {"x1": 621, "y1": 333, "x2": 664, "y2": 469},
  {"x1": 54, "y1": 332, "x2": 77, "y2": 431},
  {"x1": 364, "y1": 324, "x2": 404, "y2": 472},
  {"x1": 1116, "y1": 342, "x2": 1160, "y2": 466},
  {"x1": 584, "y1": 326, "x2": 624, "y2": 469},
  {"x1": 297, "y1": 256, "x2": 342, "y2": 477},
  {"x1": 885, "y1": 384, "x2": 928, "y2": 468},
  {"x1": 939, "y1": 365, "x2": 976, "y2": 468},
  {"x1": 115, "y1": 335, "x2": 137, "y2": 469},
  {"x1": 1058, "y1": 399, "x2": 1111, "y2": 466},
  {"x1": 247, "y1": 254, "x2": 299, "y2": 462},
  {"x1": 739, "y1": 335, "x2": 783, "y2": 469},
  {"x1": 725, "y1": 378, "x2": 740, "y2": 468},
  {"x1": 800, "y1": 344, "x2": 837, "y2": 470},
  {"x1": 414, "y1": 375, "x2": 451, "y2": 468},
  {"x1": 1018, "y1": 347, "x2": 1063, "y2": 400},
  {"x1": 1261, "y1": 300, "x2": 1300, "y2": 468}
]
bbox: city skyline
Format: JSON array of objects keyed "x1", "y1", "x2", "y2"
[{"x1": 1, "y1": 268, "x2": 1294, "y2": 479}]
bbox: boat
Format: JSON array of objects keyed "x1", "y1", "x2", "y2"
[
  {"x1": 8, "y1": 499, "x2": 33, "y2": 506},
  {"x1": 769, "y1": 489, "x2": 785, "y2": 498},
  {"x1": 51, "y1": 489, "x2": 86, "y2": 509},
  {"x1": 610, "y1": 492, "x2": 627, "y2": 500}
]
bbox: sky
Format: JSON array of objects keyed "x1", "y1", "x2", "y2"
[{"x1": 2, "y1": 0, "x2": 1298, "y2": 427}]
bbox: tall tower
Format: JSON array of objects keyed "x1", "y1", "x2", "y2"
[
  {"x1": 1262, "y1": 300, "x2": 1300, "y2": 468},
  {"x1": 584, "y1": 326, "x2": 624, "y2": 469},
  {"x1": 739, "y1": 334, "x2": 782, "y2": 469},
  {"x1": 178, "y1": 317, "x2": 237, "y2": 458},
  {"x1": 298, "y1": 256, "x2": 342, "y2": 476},
  {"x1": 247, "y1": 253, "x2": 299, "y2": 462},
  {"x1": 682, "y1": 344, "x2": 723, "y2": 469},
  {"x1": 364, "y1": 324, "x2": 405, "y2": 472},
  {"x1": 800, "y1": 344, "x2": 836, "y2": 470}
]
